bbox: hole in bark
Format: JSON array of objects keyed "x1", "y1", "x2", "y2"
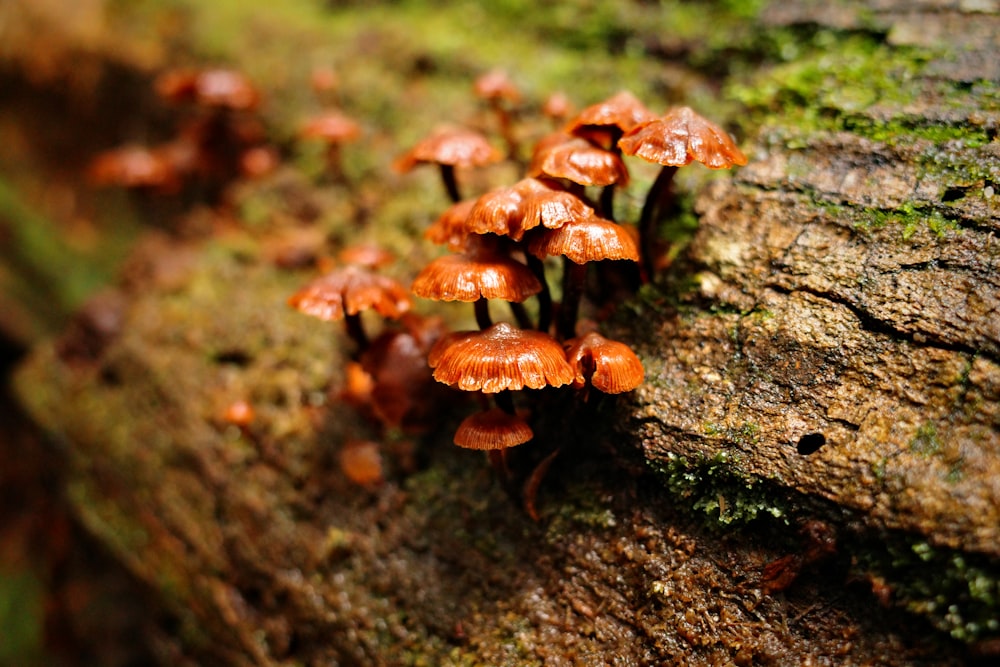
[
  {"x1": 212, "y1": 349, "x2": 253, "y2": 366},
  {"x1": 796, "y1": 433, "x2": 826, "y2": 455},
  {"x1": 941, "y1": 187, "x2": 966, "y2": 202}
]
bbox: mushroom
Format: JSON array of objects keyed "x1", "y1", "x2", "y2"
[
  {"x1": 473, "y1": 69, "x2": 522, "y2": 161},
  {"x1": 541, "y1": 92, "x2": 574, "y2": 126},
  {"x1": 527, "y1": 211, "x2": 639, "y2": 339},
  {"x1": 411, "y1": 236, "x2": 541, "y2": 329},
  {"x1": 528, "y1": 135, "x2": 629, "y2": 189},
  {"x1": 86, "y1": 144, "x2": 186, "y2": 195},
  {"x1": 453, "y1": 407, "x2": 533, "y2": 450},
  {"x1": 155, "y1": 67, "x2": 261, "y2": 111},
  {"x1": 428, "y1": 322, "x2": 573, "y2": 394},
  {"x1": 564, "y1": 90, "x2": 656, "y2": 149},
  {"x1": 563, "y1": 331, "x2": 644, "y2": 394},
  {"x1": 339, "y1": 439, "x2": 384, "y2": 486},
  {"x1": 288, "y1": 265, "x2": 411, "y2": 354},
  {"x1": 424, "y1": 199, "x2": 477, "y2": 251},
  {"x1": 299, "y1": 110, "x2": 363, "y2": 180},
  {"x1": 393, "y1": 126, "x2": 502, "y2": 203},
  {"x1": 618, "y1": 106, "x2": 747, "y2": 279}
]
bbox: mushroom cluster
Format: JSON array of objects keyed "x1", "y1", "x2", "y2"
[
  {"x1": 288, "y1": 74, "x2": 747, "y2": 505},
  {"x1": 400, "y1": 81, "x2": 747, "y2": 467}
]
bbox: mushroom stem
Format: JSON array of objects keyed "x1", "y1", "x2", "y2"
[
  {"x1": 598, "y1": 183, "x2": 617, "y2": 222},
  {"x1": 526, "y1": 254, "x2": 552, "y2": 333},
  {"x1": 557, "y1": 259, "x2": 588, "y2": 341},
  {"x1": 438, "y1": 164, "x2": 462, "y2": 203},
  {"x1": 495, "y1": 390, "x2": 516, "y2": 416},
  {"x1": 638, "y1": 164, "x2": 678, "y2": 281},
  {"x1": 343, "y1": 312, "x2": 369, "y2": 353},
  {"x1": 474, "y1": 297, "x2": 492, "y2": 330}
]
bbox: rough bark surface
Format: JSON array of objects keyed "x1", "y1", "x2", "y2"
[{"x1": 10, "y1": 0, "x2": 1000, "y2": 664}]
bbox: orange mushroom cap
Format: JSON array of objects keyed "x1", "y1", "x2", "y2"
[
  {"x1": 424, "y1": 199, "x2": 477, "y2": 251},
  {"x1": 339, "y1": 439, "x2": 384, "y2": 486},
  {"x1": 564, "y1": 331, "x2": 644, "y2": 394},
  {"x1": 428, "y1": 322, "x2": 574, "y2": 393},
  {"x1": 156, "y1": 68, "x2": 261, "y2": 111},
  {"x1": 528, "y1": 136, "x2": 629, "y2": 187},
  {"x1": 300, "y1": 111, "x2": 363, "y2": 143},
  {"x1": 565, "y1": 90, "x2": 656, "y2": 147},
  {"x1": 288, "y1": 265, "x2": 411, "y2": 321},
  {"x1": 618, "y1": 106, "x2": 748, "y2": 169},
  {"x1": 393, "y1": 126, "x2": 503, "y2": 173},
  {"x1": 86, "y1": 144, "x2": 185, "y2": 193},
  {"x1": 465, "y1": 177, "x2": 590, "y2": 241},
  {"x1": 542, "y1": 91, "x2": 574, "y2": 121},
  {"x1": 473, "y1": 69, "x2": 522, "y2": 104},
  {"x1": 453, "y1": 408, "x2": 533, "y2": 450},
  {"x1": 338, "y1": 243, "x2": 395, "y2": 270},
  {"x1": 527, "y1": 213, "x2": 639, "y2": 265},
  {"x1": 411, "y1": 239, "x2": 541, "y2": 303}
]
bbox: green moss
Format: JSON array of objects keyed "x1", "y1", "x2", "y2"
[
  {"x1": 855, "y1": 538, "x2": 1000, "y2": 642},
  {"x1": 650, "y1": 452, "x2": 787, "y2": 527}
]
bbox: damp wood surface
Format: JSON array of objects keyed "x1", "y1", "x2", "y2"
[{"x1": 6, "y1": 0, "x2": 1000, "y2": 664}]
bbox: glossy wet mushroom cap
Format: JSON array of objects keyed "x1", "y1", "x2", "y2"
[
  {"x1": 528, "y1": 136, "x2": 629, "y2": 187},
  {"x1": 527, "y1": 212, "x2": 639, "y2": 265},
  {"x1": 453, "y1": 408, "x2": 533, "y2": 450},
  {"x1": 618, "y1": 106, "x2": 748, "y2": 169},
  {"x1": 288, "y1": 265, "x2": 411, "y2": 321},
  {"x1": 393, "y1": 126, "x2": 503, "y2": 172},
  {"x1": 411, "y1": 239, "x2": 542, "y2": 303},
  {"x1": 428, "y1": 322, "x2": 574, "y2": 393},
  {"x1": 464, "y1": 177, "x2": 589, "y2": 241},
  {"x1": 564, "y1": 331, "x2": 644, "y2": 393},
  {"x1": 565, "y1": 90, "x2": 656, "y2": 148}
]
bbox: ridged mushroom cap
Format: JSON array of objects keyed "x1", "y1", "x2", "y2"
[
  {"x1": 424, "y1": 199, "x2": 477, "y2": 250},
  {"x1": 393, "y1": 126, "x2": 502, "y2": 172},
  {"x1": 453, "y1": 408, "x2": 533, "y2": 450},
  {"x1": 527, "y1": 213, "x2": 639, "y2": 265},
  {"x1": 411, "y1": 240, "x2": 541, "y2": 303},
  {"x1": 565, "y1": 90, "x2": 656, "y2": 147},
  {"x1": 564, "y1": 331, "x2": 645, "y2": 394},
  {"x1": 464, "y1": 177, "x2": 589, "y2": 241},
  {"x1": 288, "y1": 265, "x2": 411, "y2": 320},
  {"x1": 618, "y1": 106, "x2": 748, "y2": 169},
  {"x1": 428, "y1": 322, "x2": 574, "y2": 393},
  {"x1": 528, "y1": 136, "x2": 629, "y2": 187}
]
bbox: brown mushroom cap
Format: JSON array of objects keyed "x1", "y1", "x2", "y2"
[
  {"x1": 393, "y1": 126, "x2": 503, "y2": 173},
  {"x1": 564, "y1": 331, "x2": 644, "y2": 393},
  {"x1": 473, "y1": 69, "x2": 522, "y2": 104},
  {"x1": 527, "y1": 213, "x2": 639, "y2": 265},
  {"x1": 464, "y1": 177, "x2": 590, "y2": 241},
  {"x1": 542, "y1": 91, "x2": 574, "y2": 121},
  {"x1": 300, "y1": 111, "x2": 362, "y2": 143},
  {"x1": 411, "y1": 240, "x2": 541, "y2": 303},
  {"x1": 453, "y1": 408, "x2": 533, "y2": 450},
  {"x1": 528, "y1": 136, "x2": 629, "y2": 187},
  {"x1": 428, "y1": 322, "x2": 574, "y2": 393},
  {"x1": 156, "y1": 68, "x2": 261, "y2": 111},
  {"x1": 618, "y1": 106, "x2": 748, "y2": 169},
  {"x1": 288, "y1": 265, "x2": 411, "y2": 320},
  {"x1": 424, "y1": 199, "x2": 477, "y2": 250},
  {"x1": 565, "y1": 90, "x2": 656, "y2": 147},
  {"x1": 339, "y1": 243, "x2": 395, "y2": 269}
]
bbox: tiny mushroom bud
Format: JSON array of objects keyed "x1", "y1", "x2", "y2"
[
  {"x1": 564, "y1": 331, "x2": 644, "y2": 394},
  {"x1": 339, "y1": 439, "x2": 384, "y2": 486},
  {"x1": 453, "y1": 407, "x2": 533, "y2": 450}
]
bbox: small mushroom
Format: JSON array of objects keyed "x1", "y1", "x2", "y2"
[
  {"x1": 565, "y1": 90, "x2": 656, "y2": 149},
  {"x1": 411, "y1": 236, "x2": 541, "y2": 329},
  {"x1": 563, "y1": 331, "x2": 644, "y2": 394},
  {"x1": 473, "y1": 69, "x2": 522, "y2": 160},
  {"x1": 528, "y1": 135, "x2": 629, "y2": 189},
  {"x1": 528, "y1": 212, "x2": 639, "y2": 340},
  {"x1": 428, "y1": 322, "x2": 573, "y2": 393},
  {"x1": 424, "y1": 199, "x2": 477, "y2": 251},
  {"x1": 300, "y1": 111, "x2": 362, "y2": 180},
  {"x1": 618, "y1": 106, "x2": 747, "y2": 279},
  {"x1": 393, "y1": 126, "x2": 502, "y2": 203},
  {"x1": 288, "y1": 265, "x2": 411, "y2": 354},
  {"x1": 453, "y1": 407, "x2": 533, "y2": 450}
]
